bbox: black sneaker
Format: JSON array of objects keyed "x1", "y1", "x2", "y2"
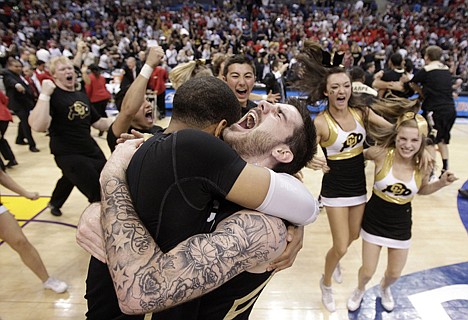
[
  {"x1": 459, "y1": 189, "x2": 468, "y2": 199},
  {"x1": 49, "y1": 204, "x2": 63, "y2": 216}
]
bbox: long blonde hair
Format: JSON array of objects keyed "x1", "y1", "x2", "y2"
[
  {"x1": 169, "y1": 60, "x2": 213, "y2": 90},
  {"x1": 369, "y1": 95, "x2": 421, "y2": 123},
  {"x1": 371, "y1": 111, "x2": 434, "y2": 172}
]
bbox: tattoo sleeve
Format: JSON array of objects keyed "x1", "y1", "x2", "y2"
[{"x1": 101, "y1": 174, "x2": 287, "y2": 315}]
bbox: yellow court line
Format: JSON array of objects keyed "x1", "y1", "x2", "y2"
[{"x1": 2, "y1": 195, "x2": 50, "y2": 226}]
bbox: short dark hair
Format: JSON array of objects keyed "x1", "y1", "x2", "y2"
[
  {"x1": 7, "y1": 57, "x2": 22, "y2": 67},
  {"x1": 350, "y1": 66, "x2": 365, "y2": 82},
  {"x1": 364, "y1": 61, "x2": 375, "y2": 71},
  {"x1": 223, "y1": 54, "x2": 256, "y2": 78},
  {"x1": 404, "y1": 58, "x2": 414, "y2": 73},
  {"x1": 273, "y1": 97, "x2": 317, "y2": 175},
  {"x1": 172, "y1": 77, "x2": 241, "y2": 128},
  {"x1": 390, "y1": 53, "x2": 403, "y2": 67},
  {"x1": 89, "y1": 64, "x2": 100, "y2": 73}
]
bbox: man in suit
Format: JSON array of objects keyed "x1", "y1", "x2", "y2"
[
  {"x1": 2, "y1": 57, "x2": 39, "y2": 152},
  {"x1": 120, "y1": 56, "x2": 141, "y2": 90}
]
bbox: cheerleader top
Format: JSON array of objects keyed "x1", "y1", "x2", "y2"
[
  {"x1": 320, "y1": 107, "x2": 366, "y2": 160},
  {"x1": 373, "y1": 148, "x2": 422, "y2": 205}
]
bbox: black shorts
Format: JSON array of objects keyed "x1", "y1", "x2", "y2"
[{"x1": 426, "y1": 106, "x2": 456, "y2": 144}]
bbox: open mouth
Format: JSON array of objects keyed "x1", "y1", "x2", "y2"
[
  {"x1": 66, "y1": 75, "x2": 73, "y2": 81},
  {"x1": 145, "y1": 109, "x2": 153, "y2": 121},
  {"x1": 238, "y1": 111, "x2": 257, "y2": 129},
  {"x1": 236, "y1": 89, "x2": 248, "y2": 96}
]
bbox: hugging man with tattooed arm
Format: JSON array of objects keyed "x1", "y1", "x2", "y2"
[
  {"x1": 80, "y1": 75, "x2": 318, "y2": 319},
  {"x1": 99, "y1": 131, "x2": 315, "y2": 318}
]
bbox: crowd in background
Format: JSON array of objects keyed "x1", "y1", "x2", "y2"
[{"x1": 0, "y1": 0, "x2": 466, "y2": 94}]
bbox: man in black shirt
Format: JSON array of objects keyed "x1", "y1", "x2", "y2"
[
  {"x1": 407, "y1": 45, "x2": 456, "y2": 175},
  {"x1": 373, "y1": 53, "x2": 412, "y2": 98},
  {"x1": 29, "y1": 56, "x2": 113, "y2": 216},
  {"x1": 79, "y1": 79, "x2": 317, "y2": 319},
  {"x1": 3, "y1": 58, "x2": 38, "y2": 152}
]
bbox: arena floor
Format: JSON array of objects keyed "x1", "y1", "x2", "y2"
[{"x1": 0, "y1": 116, "x2": 467, "y2": 320}]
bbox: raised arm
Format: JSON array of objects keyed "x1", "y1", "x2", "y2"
[
  {"x1": 100, "y1": 142, "x2": 287, "y2": 314},
  {"x1": 29, "y1": 79, "x2": 55, "y2": 132},
  {"x1": 73, "y1": 41, "x2": 87, "y2": 68},
  {"x1": 111, "y1": 46, "x2": 164, "y2": 138}
]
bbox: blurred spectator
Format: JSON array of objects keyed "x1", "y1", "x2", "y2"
[
  {"x1": 84, "y1": 64, "x2": 112, "y2": 136},
  {"x1": 0, "y1": 90, "x2": 17, "y2": 168},
  {"x1": 363, "y1": 61, "x2": 376, "y2": 88},
  {"x1": 33, "y1": 60, "x2": 54, "y2": 93},
  {"x1": 120, "y1": 56, "x2": 141, "y2": 90},
  {"x1": 2, "y1": 58, "x2": 39, "y2": 152},
  {"x1": 148, "y1": 62, "x2": 169, "y2": 119}
]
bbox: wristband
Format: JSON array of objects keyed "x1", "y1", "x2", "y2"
[
  {"x1": 39, "y1": 93, "x2": 50, "y2": 101},
  {"x1": 262, "y1": 94, "x2": 268, "y2": 100},
  {"x1": 140, "y1": 64, "x2": 153, "y2": 79}
]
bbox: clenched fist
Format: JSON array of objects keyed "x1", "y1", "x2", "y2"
[
  {"x1": 41, "y1": 79, "x2": 57, "y2": 96},
  {"x1": 146, "y1": 46, "x2": 165, "y2": 68}
]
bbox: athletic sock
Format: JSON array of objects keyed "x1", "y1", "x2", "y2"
[{"x1": 442, "y1": 159, "x2": 448, "y2": 171}]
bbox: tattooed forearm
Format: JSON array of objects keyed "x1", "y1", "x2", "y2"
[
  {"x1": 101, "y1": 174, "x2": 287, "y2": 315},
  {"x1": 101, "y1": 176, "x2": 152, "y2": 255},
  {"x1": 125, "y1": 212, "x2": 287, "y2": 314}
]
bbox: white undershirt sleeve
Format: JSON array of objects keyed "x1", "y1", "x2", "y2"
[{"x1": 255, "y1": 169, "x2": 320, "y2": 226}]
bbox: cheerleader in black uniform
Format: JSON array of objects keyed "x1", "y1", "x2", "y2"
[{"x1": 347, "y1": 112, "x2": 457, "y2": 312}]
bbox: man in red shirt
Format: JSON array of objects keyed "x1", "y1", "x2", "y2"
[{"x1": 33, "y1": 60, "x2": 53, "y2": 87}]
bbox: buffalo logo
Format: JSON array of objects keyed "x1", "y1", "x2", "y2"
[
  {"x1": 68, "y1": 101, "x2": 90, "y2": 120},
  {"x1": 382, "y1": 183, "x2": 412, "y2": 196},
  {"x1": 340, "y1": 133, "x2": 363, "y2": 152}
]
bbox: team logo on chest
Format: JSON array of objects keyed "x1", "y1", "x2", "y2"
[
  {"x1": 68, "y1": 101, "x2": 90, "y2": 120},
  {"x1": 382, "y1": 183, "x2": 412, "y2": 196},
  {"x1": 340, "y1": 132, "x2": 363, "y2": 152}
]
